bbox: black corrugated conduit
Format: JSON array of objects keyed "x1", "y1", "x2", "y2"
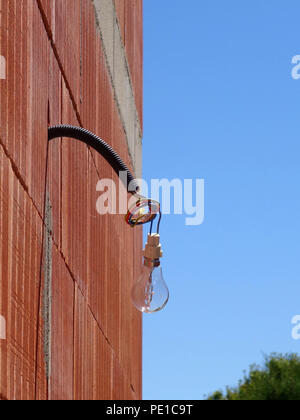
[{"x1": 48, "y1": 125, "x2": 139, "y2": 194}]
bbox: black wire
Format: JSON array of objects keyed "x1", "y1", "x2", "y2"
[
  {"x1": 157, "y1": 210, "x2": 162, "y2": 234},
  {"x1": 149, "y1": 219, "x2": 153, "y2": 235}
]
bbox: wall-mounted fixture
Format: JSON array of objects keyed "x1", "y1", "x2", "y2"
[{"x1": 48, "y1": 125, "x2": 169, "y2": 313}]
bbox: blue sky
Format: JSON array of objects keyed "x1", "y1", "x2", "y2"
[{"x1": 142, "y1": 0, "x2": 300, "y2": 400}]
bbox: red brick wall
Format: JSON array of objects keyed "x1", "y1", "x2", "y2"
[{"x1": 0, "y1": 0, "x2": 143, "y2": 400}]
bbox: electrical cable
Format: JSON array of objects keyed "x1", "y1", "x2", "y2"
[
  {"x1": 48, "y1": 125, "x2": 161, "y2": 228},
  {"x1": 48, "y1": 125, "x2": 139, "y2": 194}
]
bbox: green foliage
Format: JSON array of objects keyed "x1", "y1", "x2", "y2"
[{"x1": 208, "y1": 354, "x2": 300, "y2": 400}]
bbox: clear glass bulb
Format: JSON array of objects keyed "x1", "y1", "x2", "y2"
[{"x1": 131, "y1": 259, "x2": 169, "y2": 313}]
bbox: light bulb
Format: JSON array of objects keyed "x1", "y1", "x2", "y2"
[
  {"x1": 131, "y1": 234, "x2": 169, "y2": 313},
  {"x1": 132, "y1": 259, "x2": 169, "y2": 313}
]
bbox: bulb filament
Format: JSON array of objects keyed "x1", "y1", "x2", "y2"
[{"x1": 145, "y1": 274, "x2": 154, "y2": 310}]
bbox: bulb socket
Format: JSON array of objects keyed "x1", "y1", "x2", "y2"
[{"x1": 143, "y1": 234, "x2": 163, "y2": 260}]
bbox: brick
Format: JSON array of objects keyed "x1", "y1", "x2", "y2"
[
  {"x1": 74, "y1": 285, "x2": 113, "y2": 400},
  {"x1": 0, "y1": 0, "x2": 49, "y2": 216},
  {"x1": 52, "y1": 0, "x2": 81, "y2": 110},
  {"x1": 48, "y1": 50, "x2": 62, "y2": 249},
  {"x1": 49, "y1": 246, "x2": 74, "y2": 400},
  {"x1": 0, "y1": 147, "x2": 47, "y2": 400},
  {"x1": 61, "y1": 80, "x2": 89, "y2": 296}
]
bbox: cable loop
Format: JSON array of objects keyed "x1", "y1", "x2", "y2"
[{"x1": 125, "y1": 197, "x2": 160, "y2": 227}]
